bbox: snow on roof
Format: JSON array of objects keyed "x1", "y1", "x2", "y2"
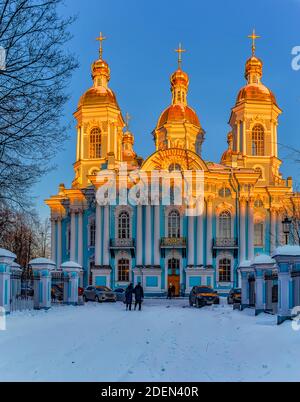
[
  {"x1": 239, "y1": 260, "x2": 252, "y2": 268},
  {"x1": 11, "y1": 261, "x2": 21, "y2": 269},
  {"x1": 0, "y1": 248, "x2": 16, "y2": 259},
  {"x1": 272, "y1": 245, "x2": 300, "y2": 257},
  {"x1": 61, "y1": 261, "x2": 82, "y2": 269},
  {"x1": 29, "y1": 258, "x2": 56, "y2": 266},
  {"x1": 252, "y1": 254, "x2": 275, "y2": 265}
]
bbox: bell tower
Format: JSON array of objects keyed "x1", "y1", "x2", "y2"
[
  {"x1": 153, "y1": 44, "x2": 205, "y2": 155},
  {"x1": 225, "y1": 30, "x2": 283, "y2": 185},
  {"x1": 73, "y1": 33, "x2": 125, "y2": 188}
]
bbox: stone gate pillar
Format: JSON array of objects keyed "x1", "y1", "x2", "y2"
[
  {"x1": 29, "y1": 258, "x2": 56, "y2": 310},
  {"x1": 272, "y1": 246, "x2": 300, "y2": 325},
  {"x1": 238, "y1": 261, "x2": 252, "y2": 310},
  {"x1": 61, "y1": 262, "x2": 82, "y2": 305},
  {"x1": 0, "y1": 248, "x2": 16, "y2": 314},
  {"x1": 251, "y1": 254, "x2": 276, "y2": 316}
]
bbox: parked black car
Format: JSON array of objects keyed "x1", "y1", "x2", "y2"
[
  {"x1": 189, "y1": 286, "x2": 220, "y2": 308},
  {"x1": 227, "y1": 288, "x2": 242, "y2": 305}
]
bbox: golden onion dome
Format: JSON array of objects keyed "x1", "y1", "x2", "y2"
[
  {"x1": 157, "y1": 104, "x2": 200, "y2": 128},
  {"x1": 236, "y1": 83, "x2": 277, "y2": 105},
  {"x1": 170, "y1": 68, "x2": 189, "y2": 88},
  {"x1": 78, "y1": 86, "x2": 118, "y2": 108},
  {"x1": 235, "y1": 55, "x2": 278, "y2": 106}
]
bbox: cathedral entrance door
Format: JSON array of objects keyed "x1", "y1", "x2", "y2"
[
  {"x1": 167, "y1": 258, "x2": 181, "y2": 297},
  {"x1": 168, "y1": 275, "x2": 180, "y2": 297}
]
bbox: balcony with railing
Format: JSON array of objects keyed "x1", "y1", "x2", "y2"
[
  {"x1": 160, "y1": 237, "x2": 187, "y2": 248},
  {"x1": 212, "y1": 238, "x2": 238, "y2": 258},
  {"x1": 110, "y1": 238, "x2": 135, "y2": 258}
]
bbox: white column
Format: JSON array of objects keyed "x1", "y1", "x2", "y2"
[
  {"x1": 57, "y1": 218, "x2": 62, "y2": 268},
  {"x1": 154, "y1": 205, "x2": 160, "y2": 266},
  {"x1": 277, "y1": 212, "x2": 284, "y2": 246},
  {"x1": 103, "y1": 205, "x2": 110, "y2": 266},
  {"x1": 145, "y1": 205, "x2": 152, "y2": 266},
  {"x1": 197, "y1": 209, "x2": 203, "y2": 266},
  {"x1": 248, "y1": 199, "x2": 254, "y2": 261},
  {"x1": 270, "y1": 208, "x2": 277, "y2": 253},
  {"x1": 236, "y1": 121, "x2": 240, "y2": 152},
  {"x1": 239, "y1": 199, "x2": 246, "y2": 263},
  {"x1": 51, "y1": 218, "x2": 57, "y2": 265},
  {"x1": 136, "y1": 205, "x2": 143, "y2": 266},
  {"x1": 70, "y1": 211, "x2": 76, "y2": 262},
  {"x1": 78, "y1": 211, "x2": 83, "y2": 267},
  {"x1": 206, "y1": 198, "x2": 213, "y2": 266},
  {"x1": 76, "y1": 127, "x2": 80, "y2": 161},
  {"x1": 80, "y1": 126, "x2": 84, "y2": 160},
  {"x1": 188, "y1": 215, "x2": 195, "y2": 266},
  {"x1": 95, "y1": 203, "x2": 102, "y2": 266}
]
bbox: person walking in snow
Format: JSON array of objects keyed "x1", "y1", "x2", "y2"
[
  {"x1": 125, "y1": 283, "x2": 134, "y2": 311},
  {"x1": 133, "y1": 282, "x2": 144, "y2": 311},
  {"x1": 167, "y1": 283, "x2": 173, "y2": 299}
]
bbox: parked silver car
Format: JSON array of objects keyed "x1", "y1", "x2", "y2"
[{"x1": 83, "y1": 286, "x2": 117, "y2": 303}]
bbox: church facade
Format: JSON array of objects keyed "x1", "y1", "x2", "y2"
[{"x1": 46, "y1": 33, "x2": 297, "y2": 296}]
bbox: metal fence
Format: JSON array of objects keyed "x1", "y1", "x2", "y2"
[
  {"x1": 51, "y1": 271, "x2": 67, "y2": 305},
  {"x1": 10, "y1": 269, "x2": 35, "y2": 312}
]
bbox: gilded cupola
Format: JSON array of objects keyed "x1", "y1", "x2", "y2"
[{"x1": 153, "y1": 43, "x2": 205, "y2": 155}]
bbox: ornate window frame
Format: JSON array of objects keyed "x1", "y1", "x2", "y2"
[
  {"x1": 89, "y1": 127, "x2": 102, "y2": 159},
  {"x1": 164, "y1": 249, "x2": 182, "y2": 291},
  {"x1": 215, "y1": 203, "x2": 234, "y2": 239},
  {"x1": 114, "y1": 205, "x2": 133, "y2": 240},
  {"x1": 216, "y1": 252, "x2": 234, "y2": 285},
  {"x1": 115, "y1": 250, "x2": 132, "y2": 284},
  {"x1": 88, "y1": 216, "x2": 96, "y2": 248},
  {"x1": 251, "y1": 124, "x2": 265, "y2": 156},
  {"x1": 164, "y1": 206, "x2": 184, "y2": 238}
]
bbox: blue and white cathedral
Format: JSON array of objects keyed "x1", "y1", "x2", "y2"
[{"x1": 46, "y1": 34, "x2": 297, "y2": 296}]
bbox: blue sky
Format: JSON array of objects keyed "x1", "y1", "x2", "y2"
[{"x1": 34, "y1": 0, "x2": 300, "y2": 218}]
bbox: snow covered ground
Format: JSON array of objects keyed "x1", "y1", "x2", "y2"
[{"x1": 0, "y1": 299, "x2": 300, "y2": 382}]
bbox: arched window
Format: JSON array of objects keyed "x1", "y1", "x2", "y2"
[
  {"x1": 255, "y1": 167, "x2": 263, "y2": 179},
  {"x1": 118, "y1": 258, "x2": 130, "y2": 282},
  {"x1": 252, "y1": 125, "x2": 264, "y2": 156},
  {"x1": 118, "y1": 212, "x2": 130, "y2": 239},
  {"x1": 254, "y1": 221, "x2": 264, "y2": 246},
  {"x1": 168, "y1": 210, "x2": 181, "y2": 238},
  {"x1": 168, "y1": 258, "x2": 180, "y2": 275},
  {"x1": 169, "y1": 163, "x2": 181, "y2": 173},
  {"x1": 218, "y1": 211, "x2": 232, "y2": 239},
  {"x1": 254, "y1": 199, "x2": 263, "y2": 208},
  {"x1": 89, "y1": 128, "x2": 102, "y2": 159},
  {"x1": 218, "y1": 187, "x2": 231, "y2": 198},
  {"x1": 218, "y1": 258, "x2": 231, "y2": 283},
  {"x1": 89, "y1": 220, "x2": 96, "y2": 247}
]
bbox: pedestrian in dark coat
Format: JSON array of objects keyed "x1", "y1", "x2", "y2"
[
  {"x1": 125, "y1": 283, "x2": 134, "y2": 311},
  {"x1": 134, "y1": 282, "x2": 144, "y2": 311},
  {"x1": 167, "y1": 284, "x2": 173, "y2": 299}
]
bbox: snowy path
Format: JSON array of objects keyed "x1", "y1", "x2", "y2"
[{"x1": 0, "y1": 299, "x2": 300, "y2": 382}]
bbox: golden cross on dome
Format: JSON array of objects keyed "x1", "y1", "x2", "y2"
[
  {"x1": 248, "y1": 29, "x2": 260, "y2": 56},
  {"x1": 125, "y1": 112, "x2": 131, "y2": 130},
  {"x1": 96, "y1": 32, "x2": 106, "y2": 60},
  {"x1": 175, "y1": 43, "x2": 186, "y2": 69}
]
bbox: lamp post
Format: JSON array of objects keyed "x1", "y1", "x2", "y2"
[{"x1": 282, "y1": 217, "x2": 292, "y2": 245}]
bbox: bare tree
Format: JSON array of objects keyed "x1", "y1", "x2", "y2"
[
  {"x1": 0, "y1": 207, "x2": 50, "y2": 265},
  {"x1": 0, "y1": 0, "x2": 77, "y2": 207}
]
